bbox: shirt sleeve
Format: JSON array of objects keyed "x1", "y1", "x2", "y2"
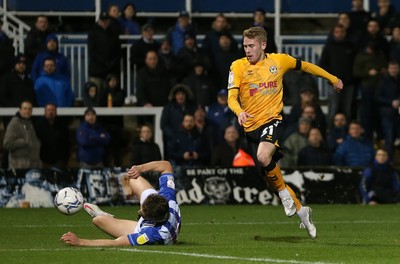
[
  {"x1": 127, "y1": 228, "x2": 163, "y2": 246},
  {"x1": 158, "y1": 173, "x2": 176, "y2": 202}
]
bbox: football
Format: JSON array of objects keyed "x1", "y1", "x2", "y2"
[{"x1": 54, "y1": 187, "x2": 84, "y2": 215}]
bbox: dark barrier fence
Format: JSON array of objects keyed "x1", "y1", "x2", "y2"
[{"x1": 0, "y1": 166, "x2": 362, "y2": 208}]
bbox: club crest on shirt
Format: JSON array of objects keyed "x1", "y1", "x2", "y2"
[{"x1": 269, "y1": 66, "x2": 277, "y2": 74}]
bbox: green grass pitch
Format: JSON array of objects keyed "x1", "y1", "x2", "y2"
[{"x1": 0, "y1": 204, "x2": 399, "y2": 264}]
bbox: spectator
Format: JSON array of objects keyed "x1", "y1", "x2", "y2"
[
  {"x1": 0, "y1": 54, "x2": 36, "y2": 128},
  {"x1": 119, "y1": 3, "x2": 140, "y2": 39},
  {"x1": 76, "y1": 107, "x2": 110, "y2": 169},
  {"x1": 359, "y1": 148, "x2": 400, "y2": 204},
  {"x1": 82, "y1": 81, "x2": 99, "y2": 107},
  {"x1": 106, "y1": 4, "x2": 122, "y2": 37},
  {"x1": 131, "y1": 124, "x2": 162, "y2": 164},
  {"x1": 193, "y1": 106, "x2": 214, "y2": 163},
  {"x1": 348, "y1": 0, "x2": 371, "y2": 46},
  {"x1": 353, "y1": 41, "x2": 387, "y2": 140},
  {"x1": 334, "y1": 121, "x2": 375, "y2": 167},
  {"x1": 34, "y1": 58, "x2": 75, "y2": 107},
  {"x1": 168, "y1": 114, "x2": 208, "y2": 166},
  {"x1": 24, "y1": 15, "x2": 52, "y2": 69},
  {"x1": 280, "y1": 117, "x2": 312, "y2": 168},
  {"x1": 3, "y1": 100, "x2": 42, "y2": 169},
  {"x1": 206, "y1": 88, "x2": 237, "y2": 144},
  {"x1": 389, "y1": 26, "x2": 400, "y2": 64},
  {"x1": 131, "y1": 23, "x2": 160, "y2": 70},
  {"x1": 202, "y1": 13, "x2": 237, "y2": 61},
  {"x1": 167, "y1": 11, "x2": 196, "y2": 55},
  {"x1": 211, "y1": 125, "x2": 241, "y2": 167},
  {"x1": 88, "y1": 13, "x2": 121, "y2": 98},
  {"x1": 282, "y1": 68, "x2": 319, "y2": 106},
  {"x1": 360, "y1": 19, "x2": 391, "y2": 60},
  {"x1": 176, "y1": 34, "x2": 211, "y2": 82},
  {"x1": 160, "y1": 84, "x2": 196, "y2": 159},
  {"x1": 30, "y1": 34, "x2": 70, "y2": 82},
  {"x1": 182, "y1": 61, "x2": 216, "y2": 107},
  {"x1": 0, "y1": 19, "x2": 15, "y2": 77},
  {"x1": 375, "y1": 60, "x2": 400, "y2": 157},
  {"x1": 320, "y1": 24, "x2": 357, "y2": 123},
  {"x1": 136, "y1": 50, "x2": 172, "y2": 107},
  {"x1": 98, "y1": 74, "x2": 125, "y2": 167},
  {"x1": 158, "y1": 38, "x2": 178, "y2": 77},
  {"x1": 212, "y1": 33, "x2": 242, "y2": 88},
  {"x1": 252, "y1": 8, "x2": 278, "y2": 53},
  {"x1": 285, "y1": 104, "x2": 326, "y2": 140},
  {"x1": 286, "y1": 87, "x2": 326, "y2": 130},
  {"x1": 326, "y1": 112, "x2": 348, "y2": 152},
  {"x1": 335, "y1": 12, "x2": 360, "y2": 47},
  {"x1": 34, "y1": 103, "x2": 70, "y2": 168},
  {"x1": 371, "y1": 0, "x2": 398, "y2": 35},
  {"x1": 298, "y1": 127, "x2": 332, "y2": 166}
]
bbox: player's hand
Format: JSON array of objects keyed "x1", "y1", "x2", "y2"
[
  {"x1": 127, "y1": 165, "x2": 142, "y2": 179},
  {"x1": 238, "y1": 112, "x2": 253, "y2": 126},
  {"x1": 61, "y1": 231, "x2": 80, "y2": 246},
  {"x1": 333, "y1": 79, "x2": 344, "y2": 93}
]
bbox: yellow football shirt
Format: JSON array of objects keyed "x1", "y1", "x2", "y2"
[{"x1": 227, "y1": 53, "x2": 338, "y2": 132}]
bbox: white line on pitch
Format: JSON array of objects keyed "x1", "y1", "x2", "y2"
[{"x1": 0, "y1": 248, "x2": 341, "y2": 264}]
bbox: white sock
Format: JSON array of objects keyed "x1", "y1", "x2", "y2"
[
  {"x1": 296, "y1": 206, "x2": 306, "y2": 220},
  {"x1": 278, "y1": 188, "x2": 290, "y2": 198}
]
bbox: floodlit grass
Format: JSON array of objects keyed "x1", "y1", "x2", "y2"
[{"x1": 0, "y1": 204, "x2": 399, "y2": 264}]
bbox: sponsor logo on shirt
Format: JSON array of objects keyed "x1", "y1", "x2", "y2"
[
  {"x1": 249, "y1": 81, "x2": 278, "y2": 96},
  {"x1": 137, "y1": 233, "x2": 149, "y2": 245}
]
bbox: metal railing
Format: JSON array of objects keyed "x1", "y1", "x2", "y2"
[{"x1": 54, "y1": 34, "x2": 328, "y2": 103}]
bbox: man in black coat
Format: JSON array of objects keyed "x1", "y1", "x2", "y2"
[
  {"x1": 24, "y1": 15, "x2": 52, "y2": 70},
  {"x1": 87, "y1": 13, "x2": 121, "y2": 98},
  {"x1": 34, "y1": 103, "x2": 70, "y2": 168},
  {"x1": 0, "y1": 54, "x2": 36, "y2": 127}
]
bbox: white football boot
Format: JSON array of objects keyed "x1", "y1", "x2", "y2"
[
  {"x1": 84, "y1": 203, "x2": 114, "y2": 218},
  {"x1": 299, "y1": 206, "x2": 317, "y2": 239}
]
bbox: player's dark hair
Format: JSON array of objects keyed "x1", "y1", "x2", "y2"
[{"x1": 141, "y1": 194, "x2": 170, "y2": 223}]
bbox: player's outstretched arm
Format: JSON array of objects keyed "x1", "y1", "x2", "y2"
[
  {"x1": 127, "y1": 161, "x2": 173, "y2": 179},
  {"x1": 61, "y1": 231, "x2": 131, "y2": 247}
]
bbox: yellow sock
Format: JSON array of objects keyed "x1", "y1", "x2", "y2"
[{"x1": 265, "y1": 163, "x2": 302, "y2": 211}]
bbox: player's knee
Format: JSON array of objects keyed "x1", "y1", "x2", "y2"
[
  {"x1": 92, "y1": 215, "x2": 105, "y2": 227},
  {"x1": 257, "y1": 153, "x2": 272, "y2": 167}
]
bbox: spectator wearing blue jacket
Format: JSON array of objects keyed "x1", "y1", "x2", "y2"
[
  {"x1": 206, "y1": 89, "x2": 237, "y2": 144},
  {"x1": 34, "y1": 58, "x2": 74, "y2": 107},
  {"x1": 30, "y1": 34, "x2": 70, "y2": 82},
  {"x1": 76, "y1": 107, "x2": 110, "y2": 169},
  {"x1": 359, "y1": 148, "x2": 400, "y2": 204},
  {"x1": 167, "y1": 11, "x2": 196, "y2": 55},
  {"x1": 334, "y1": 121, "x2": 375, "y2": 167}
]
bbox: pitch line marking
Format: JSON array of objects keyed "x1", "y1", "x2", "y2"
[
  {"x1": 119, "y1": 248, "x2": 341, "y2": 264},
  {"x1": 0, "y1": 248, "x2": 341, "y2": 264}
]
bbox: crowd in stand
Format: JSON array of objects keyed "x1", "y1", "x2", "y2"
[{"x1": 1, "y1": 0, "x2": 400, "y2": 189}]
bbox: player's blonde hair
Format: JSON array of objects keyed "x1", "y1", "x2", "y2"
[{"x1": 243, "y1": 27, "x2": 267, "y2": 43}]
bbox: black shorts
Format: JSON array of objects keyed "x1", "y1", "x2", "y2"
[
  {"x1": 245, "y1": 119, "x2": 284, "y2": 147},
  {"x1": 245, "y1": 119, "x2": 284, "y2": 163}
]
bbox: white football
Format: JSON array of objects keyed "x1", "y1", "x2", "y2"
[{"x1": 54, "y1": 187, "x2": 84, "y2": 215}]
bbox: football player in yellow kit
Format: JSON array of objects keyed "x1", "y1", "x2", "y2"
[{"x1": 227, "y1": 27, "x2": 343, "y2": 239}]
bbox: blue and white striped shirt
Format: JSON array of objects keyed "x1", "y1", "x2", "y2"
[{"x1": 127, "y1": 173, "x2": 181, "y2": 245}]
